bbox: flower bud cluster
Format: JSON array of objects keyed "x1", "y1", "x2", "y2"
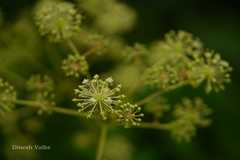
[
  {"x1": 35, "y1": 0, "x2": 81, "y2": 42},
  {"x1": 116, "y1": 103, "x2": 144, "y2": 128},
  {"x1": 188, "y1": 51, "x2": 232, "y2": 93},
  {"x1": 145, "y1": 31, "x2": 232, "y2": 93},
  {"x1": 0, "y1": 78, "x2": 16, "y2": 116},
  {"x1": 169, "y1": 98, "x2": 211, "y2": 142},
  {"x1": 62, "y1": 54, "x2": 89, "y2": 78},
  {"x1": 27, "y1": 75, "x2": 55, "y2": 114}
]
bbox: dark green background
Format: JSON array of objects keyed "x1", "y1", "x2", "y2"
[{"x1": 0, "y1": 0, "x2": 239, "y2": 160}]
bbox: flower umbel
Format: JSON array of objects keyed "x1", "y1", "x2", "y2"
[
  {"x1": 169, "y1": 98, "x2": 211, "y2": 142},
  {"x1": 116, "y1": 103, "x2": 144, "y2": 128},
  {"x1": 73, "y1": 75, "x2": 125, "y2": 120},
  {"x1": 62, "y1": 54, "x2": 89, "y2": 77},
  {"x1": 26, "y1": 75, "x2": 55, "y2": 114},
  {"x1": 188, "y1": 51, "x2": 232, "y2": 93},
  {"x1": 0, "y1": 78, "x2": 16, "y2": 116},
  {"x1": 35, "y1": 1, "x2": 81, "y2": 42},
  {"x1": 27, "y1": 75, "x2": 54, "y2": 93},
  {"x1": 150, "y1": 30, "x2": 203, "y2": 64}
]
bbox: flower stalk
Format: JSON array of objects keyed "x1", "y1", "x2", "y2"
[{"x1": 96, "y1": 124, "x2": 108, "y2": 160}]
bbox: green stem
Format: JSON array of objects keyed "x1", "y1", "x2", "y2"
[
  {"x1": 136, "y1": 81, "x2": 189, "y2": 106},
  {"x1": 96, "y1": 125, "x2": 108, "y2": 160},
  {"x1": 137, "y1": 91, "x2": 161, "y2": 106},
  {"x1": 67, "y1": 39, "x2": 80, "y2": 55},
  {"x1": 138, "y1": 122, "x2": 170, "y2": 130},
  {"x1": 15, "y1": 99, "x2": 86, "y2": 118}
]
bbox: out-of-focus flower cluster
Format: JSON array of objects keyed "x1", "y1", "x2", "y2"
[
  {"x1": 0, "y1": 78, "x2": 16, "y2": 116},
  {"x1": 35, "y1": 0, "x2": 81, "y2": 42},
  {"x1": 79, "y1": 0, "x2": 136, "y2": 34},
  {"x1": 62, "y1": 54, "x2": 89, "y2": 78},
  {"x1": 145, "y1": 31, "x2": 232, "y2": 93},
  {"x1": 26, "y1": 75, "x2": 55, "y2": 114},
  {"x1": 168, "y1": 98, "x2": 212, "y2": 142},
  {"x1": 188, "y1": 51, "x2": 232, "y2": 93}
]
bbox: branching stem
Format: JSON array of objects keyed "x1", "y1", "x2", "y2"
[
  {"x1": 137, "y1": 91, "x2": 161, "y2": 106},
  {"x1": 136, "y1": 81, "x2": 189, "y2": 105},
  {"x1": 14, "y1": 100, "x2": 171, "y2": 131},
  {"x1": 15, "y1": 99, "x2": 86, "y2": 118}
]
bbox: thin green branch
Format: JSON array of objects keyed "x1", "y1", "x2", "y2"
[
  {"x1": 67, "y1": 39, "x2": 81, "y2": 55},
  {"x1": 138, "y1": 122, "x2": 170, "y2": 130},
  {"x1": 84, "y1": 44, "x2": 101, "y2": 56},
  {"x1": 96, "y1": 124, "x2": 108, "y2": 160},
  {"x1": 14, "y1": 99, "x2": 86, "y2": 118},
  {"x1": 136, "y1": 81, "x2": 189, "y2": 106},
  {"x1": 14, "y1": 100, "x2": 170, "y2": 132},
  {"x1": 137, "y1": 91, "x2": 161, "y2": 106}
]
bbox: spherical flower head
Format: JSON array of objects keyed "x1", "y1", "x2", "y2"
[
  {"x1": 27, "y1": 75, "x2": 54, "y2": 93},
  {"x1": 169, "y1": 98, "x2": 211, "y2": 142},
  {"x1": 164, "y1": 30, "x2": 203, "y2": 56},
  {"x1": 116, "y1": 103, "x2": 144, "y2": 128},
  {"x1": 188, "y1": 51, "x2": 232, "y2": 93},
  {"x1": 27, "y1": 75, "x2": 55, "y2": 114},
  {"x1": 150, "y1": 30, "x2": 203, "y2": 64},
  {"x1": 0, "y1": 78, "x2": 16, "y2": 116},
  {"x1": 35, "y1": 0, "x2": 81, "y2": 42},
  {"x1": 95, "y1": 2, "x2": 136, "y2": 34},
  {"x1": 73, "y1": 75, "x2": 125, "y2": 120},
  {"x1": 62, "y1": 54, "x2": 89, "y2": 78}
]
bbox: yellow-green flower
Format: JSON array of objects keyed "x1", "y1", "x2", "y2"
[{"x1": 73, "y1": 75, "x2": 125, "y2": 120}]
